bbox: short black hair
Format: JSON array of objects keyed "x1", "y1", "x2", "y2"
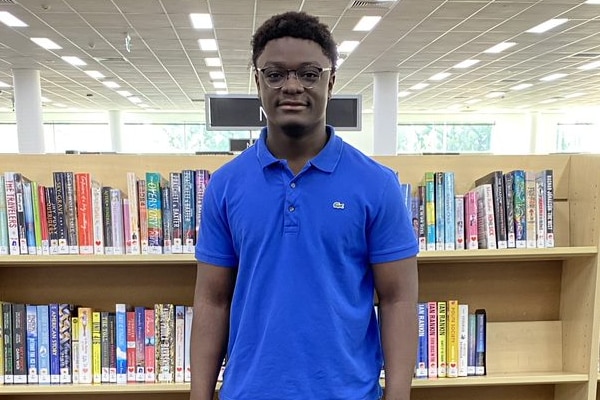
[{"x1": 251, "y1": 11, "x2": 338, "y2": 72}]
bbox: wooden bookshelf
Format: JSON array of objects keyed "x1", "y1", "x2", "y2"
[{"x1": 1, "y1": 153, "x2": 599, "y2": 400}]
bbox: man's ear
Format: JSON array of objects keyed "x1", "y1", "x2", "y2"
[{"x1": 328, "y1": 73, "x2": 336, "y2": 99}]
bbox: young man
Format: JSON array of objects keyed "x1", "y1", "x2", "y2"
[{"x1": 190, "y1": 11, "x2": 419, "y2": 400}]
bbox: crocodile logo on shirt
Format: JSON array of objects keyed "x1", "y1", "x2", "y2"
[{"x1": 332, "y1": 201, "x2": 345, "y2": 210}]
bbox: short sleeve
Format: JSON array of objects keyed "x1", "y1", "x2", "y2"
[
  {"x1": 368, "y1": 171, "x2": 419, "y2": 264},
  {"x1": 194, "y1": 179, "x2": 238, "y2": 267}
]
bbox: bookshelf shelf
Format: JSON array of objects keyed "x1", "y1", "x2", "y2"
[
  {"x1": 410, "y1": 372, "x2": 589, "y2": 388},
  {"x1": 1, "y1": 154, "x2": 599, "y2": 400}
]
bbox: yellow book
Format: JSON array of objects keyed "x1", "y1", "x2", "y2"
[
  {"x1": 437, "y1": 301, "x2": 447, "y2": 378},
  {"x1": 446, "y1": 300, "x2": 459, "y2": 378},
  {"x1": 72, "y1": 317, "x2": 79, "y2": 384},
  {"x1": 92, "y1": 311, "x2": 102, "y2": 384}
]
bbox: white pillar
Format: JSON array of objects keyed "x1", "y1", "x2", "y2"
[
  {"x1": 108, "y1": 110, "x2": 122, "y2": 152},
  {"x1": 373, "y1": 72, "x2": 398, "y2": 155},
  {"x1": 12, "y1": 69, "x2": 44, "y2": 153}
]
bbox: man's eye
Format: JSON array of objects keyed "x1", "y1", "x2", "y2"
[
  {"x1": 299, "y1": 69, "x2": 319, "y2": 79},
  {"x1": 266, "y1": 70, "x2": 285, "y2": 79}
]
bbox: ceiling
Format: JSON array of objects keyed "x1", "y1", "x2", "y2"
[{"x1": 0, "y1": 0, "x2": 600, "y2": 114}]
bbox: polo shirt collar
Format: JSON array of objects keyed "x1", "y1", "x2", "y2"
[{"x1": 255, "y1": 125, "x2": 343, "y2": 173}]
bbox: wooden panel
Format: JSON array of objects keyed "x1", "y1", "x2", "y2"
[
  {"x1": 418, "y1": 261, "x2": 561, "y2": 322},
  {"x1": 0, "y1": 263, "x2": 196, "y2": 310},
  {"x1": 487, "y1": 321, "x2": 562, "y2": 374},
  {"x1": 411, "y1": 384, "x2": 555, "y2": 400}
]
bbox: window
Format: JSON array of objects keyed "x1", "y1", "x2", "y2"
[
  {"x1": 397, "y1": 123, "x2": 493, "y2": 154},
  {"x1": 44, "y1": 123, "x2": 111, "y2": 153},
  {"x1": 0, "y1": 123, "x2": 18, "y2": 153},
  {"x1": 556, "y1": 123, "x2": 599, "y2": 153}
]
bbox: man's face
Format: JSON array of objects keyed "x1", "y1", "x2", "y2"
[{"x1": 255, "y1": 37, "x2": 335, "y2": 133}]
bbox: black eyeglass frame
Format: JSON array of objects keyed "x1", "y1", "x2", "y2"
[{"x1": 255, "y1": 66, "x2": 333, "y2": 89}]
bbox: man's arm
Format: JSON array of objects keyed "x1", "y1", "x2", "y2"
[
  {"x1": 189, "y1": 262, "x2": 236, "y2": 400},
  {"x1": 373, "y1": 256, "x2": 418, "y2": 400}
]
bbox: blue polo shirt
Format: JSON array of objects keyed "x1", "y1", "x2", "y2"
[{"x1": 196, "y1": 126, "x2": 418, "y2": 400}]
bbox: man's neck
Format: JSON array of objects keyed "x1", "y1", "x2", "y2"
[{"x1": 265, "y1": 125, "x2": 329, "y2": 169}]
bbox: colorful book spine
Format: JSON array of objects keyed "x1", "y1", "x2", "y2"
[
  {"x1": 436, "y1": 301, "x2": 447, "y2": 378},
  {"x1": 145, "y1": 308, "x2": 156, "y2": 383},
  {"x1": 162, "y1": 186, "x2": 173, "y2": 254},
  {"x1": 110, "y1": 189, "x2": 125, "y2": 255},
  {"x1": 108, "y1": 313, "x2": 117, "y2": 383},
  {"x1": 12, "y1": 303, "x2": 27, "y2": 383},
  {"x1": 156, "y1": 303, "x2": 175, "y2": 383},
  {"x1": 4, "y1": 172, "x2": 19, "y2": 255},
  {"x1": 135, "y1": 307, "x2": 146, "y2": 382},
  {"x1": 181, "y1": 170, "x2": 196, "y2": 254},
  {"x1": 71, "y1": 317, "x2": 79, "y2": 384},
  {"x1": 13, "y1": 174, "x2": 28, "y2": 255},
  {"x1": 0, "y1": 301, "x2": 4, "y2": 384},
  {"x1": 91, "y1": 180, "x2": 104, "y2": 255},
  {"x1": 44, "y1": 187, "x2": 59, "y2": 255},
  {"x1": 434, "y1": 172, "x2": 445, "y2": 251},
  {"x1": 458, "y1": 304, "x2": 469, "y2": 377},
  {"x1": 137, "y1": 180, "x2": 149, "y2": 255},
  {"x1": 100, "y1": 311, "x2": 110, "y2": 383},
  {"x1": 126, "y1": 311, "x2": 137, "y2": 383},
  {"x1": 475, "y1": 184, "x2": 497, "y2": 249},
  {"x1": 446, "y1": 300, "x2": 458, "y2": 378},
  {"x1": 443, "y1": 172, "x2": 455, "y2": 250},
  {"x1": 475, "y1": 309, "x2": 487, "y2": 376},
  {"x1": 49, "y1": 303, "x2": 61, "y2": 384},
  {"x1": 503, "y1": 171, "x2": 516, "y2": 248},
  {"x1": 475, "y1": 171, "x2": 507, "y2": 249},
  {"x1": 22, "y1": 179, "x2": 37, "y2": 254},
  {"x1": 467, "y1": 312, "x2": 476, "y2": 376},
  {"x1": 175, "y1": 305, "x2": 185, "y2": 383},
  {"x1": 115, "y1": 304, "x2": 128, "y2": 384},
  {"x1": 535, "y1": 172, "x2": 547, "y2": 248},
  {"x1": 36, "y1": 305, "x2": 50, "y2": 384},
  {"x1": 541, "y1": 169, "x2": 554, "y2": 247},
  {"x1": 194, "y1": 169, "x2": 211, "y2": 243},
  {"x1": 101, "y1": 187, "x2": 114, "y2": 255},
  {"x1": 92, "y1": 311, "x2": 102, "y2": 383},
  {"x1": 2, "y1": 303, "x2": 14, "y2": 383},
  {"x1": 52, "y1": 172, "x2": 68, "y2": 254},
  {"x1": 525, "y1": 171, "x2": 537, "y2": 248},
  {"x1": 424, "y1": 172, "x2": 436, "y2": 251},
  {"x1": 509, "y1": 170, "x2": 527, "y2": 248},
  {"x1": 64, "y1": 172, "x2": 79, "y2": 254},
  {"x1": 417, "y1": 185, "x2": 426, "y2": 252},
  {"x1": 184, "y1": 306, "x2": 193, "y2": 383},
  {"x1": 77, "y1": 307, "x2": 93, "y2": 384},
  {"x1": 59, "y1": 304, "x2": 73, "y2": 384},
  {"x1": 170, "y1": 172, "x2": 183, "y2": 253},
  {"x1": 454, "y1": 194, "x2": 465, "y2": 250},
  {"x1": 31, "y1": 181, "x2": 45, "y2": 255},
  {"x1": 26, "y1": 304, "x2": 39, "y2": 383},
  {"x1": 75, "y1": 173, "x2": 94, "y2": 255},
  {"x1": 126, "y1": 172, "x2": 141, "y2": 255},
  {"x1": 0, "y1": 176, "x2": 9, "y2": 255},
  {"x1": 426, "y1": 301, "x2": 437, "y2": 378},
  {"x1": 146, "y1": 172, "x2": 165, "y2": 254},
  {"x1": 37, "y1": 184, "x2": 50, "y2": 256},
  {"x1": 415, "y1": 303, "x2": 428, "y2": 378}
]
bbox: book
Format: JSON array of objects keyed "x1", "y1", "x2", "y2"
[
  {"x1": 184, "y1": 306, "x2": 193, "y2": 383},
  {"x1": 26, "y1": 304, "x2": 38, "y2": 383},
  {"x1": 464, "y1": 190, "x2": 478, "y2": 250},
  {"x1": 170, "y1": 172, "x2": 183, "y2": 254},
  {"x1": 92, "y1": 311, "x2": 102, "y2": 384},
  {"x1": 12, "y1": 303, "x2": 27, "y2": 384},
  {"x1": 181, "y1": 170, "x2": 196, "y2": 254},
  {"x1": 0, "y1": 301, "x2": 4, "y2": 384},
  {"x1": 3, "y1": 172, "x2": 20, "y2": 255},
  {"x1": 91, "y1": 179, "x2": 104, "y2": 255},
  {"x1": 2, "y1": 302, "x2": 14, "y2": 384},
  {"x1": 426, "y1": 301, "x2": 437, "y2": 378},
  {"x1": 135, "y1": 307, "x2": 146, "y2": 382},
  {"x1": 434, "y1": 171, "x2": 445, "y2": 251},
  {"x1": 49, "y1": 303, "x2": 60, "y2": 384},
  {"x1": 525, "y1": 171, "x2": 537, "y2": 248},
  {"x1": 508, "y1": 170, "x2": 527, "y2": 248},
  {"x1": 52, "y1": 172, "x2": 69, "y2": 254},
  {"x1": 415, "y1": 303, "x2": 428, "y2": 378},
  {"x1": 502, "y1": 171, "x2": 516, "y2": 248},
  {"x1": 59, "y1": 304, "x2": 73, "y2": 384},
  {"x1": 446, "y1": 300, "x2": 459, "y2": 378},
  {"x1": 475, "y1": 309, "x2": 487, "y2": 376},
  {"x1": 0, "y1": 176, "x2": 9, "y2": 255},
  {"x1": 63, "y1": 171, "x2": 79, "y2": 254},
  {"x1": 75, "y1": 172, "x2": 94, "y2": 255},
  {"x1": 126, "y1": 172, "x2": 141, "y2": 255},
  {"x1": 458, "y1": 304, "x2": 469, "y2": 377},
  {"x1": 144, "y1": 308, "x2": 156, "y2": 383},
  {"x1": 115, "y1": 303, "x2": 128, "y2": 384},
  {"x1": 146, "y1": 172, "x2": 166, "y2": 254},
  {"x1": 126, "y1": 310, "x2": 136, "y2": 383},
  {"x1": 474, "y1": 184, "x2": 497, "y2": 249},
  {"x1": 443, "y1": 172, "x2": 455, "y2": 250},
  {"x1": 424, "y1": 172, "x2": 436, "y2": 251},
  {"x1": 539, "y1": 169, "x2": 554, "y2": 247},
  {"x1": 77, "y1": 307, "x2": 93, "y2": 384},
  {"x1": 475, "y1": 171, "x2": 507, "y2": 249},
  {"x1": 454, "y1": 194, "x2": 465, "y2": 250},
  {"x1": 71, "y1": 317, "x2": 79, "y2": 384}
]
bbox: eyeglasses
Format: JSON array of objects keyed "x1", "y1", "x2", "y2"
[{"x1": 256, "y1": 65, "x2": 332, "y2": 89}]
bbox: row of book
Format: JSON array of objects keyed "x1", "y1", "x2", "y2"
[
  {"x1": 403, "y1": 169, "x2": 554, "y2": 250},
  {"x1": 0, "y1": 302, "x2": 192, "y2": 385},
  {"x1": 0, "y1": 169, "x2": 211, "y2": 256},
  {"x1": 415, "y1": 302, "x2": 486, "y2": 379}
]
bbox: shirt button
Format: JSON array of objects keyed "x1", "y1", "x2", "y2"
[
  {"x1": 288, "y1": 206, "x2": 295, "y2": 212},
  {"x1": 290, "y1": 182, "x2": 296, "y2": 188}
]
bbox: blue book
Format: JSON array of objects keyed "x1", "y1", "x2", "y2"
[
  {"x1": 115, "y1": 304, "x2": 128, "y2": 384},
  {"x1": 181, "y1": 170, "x2": 196, "y2": 253},
  {"x1": 475, "y1": 309, "x2": 487, "y2": 376},
  {"x1": 49, "y1": 303, "x2": 61, "y2": 383},
  {"x1": 36, "y1": 305, "x2": 50, "y2": 384},
  {"x1": 434, "y1": 172, "x2": 445, "y2": 250},
  {"x1": 415, "y1": 303, "x2": 428, "y2": 378},
  {"x1": 443, "y1": 171, "x2": 455, "y2": 250},
  {"x1": 26, "y1": 304, "x2": 39, "y2": 383}
]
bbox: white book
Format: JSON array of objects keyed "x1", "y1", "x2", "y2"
[
  {"x1": 175, "y1": 306, "x2": 185, "y2": 383},
  {"x1": 475, "y1": 184, "x2": 497, "y2": 249},
  {"x1": 78, "y1": 307, "x2": 93, "y2": 384},
  {"x1": 458, "y1": 304, "x2": 469, "y2": 377},
  {"x1": 184, "y1": 306, "x2": 193, "y2": 382}
]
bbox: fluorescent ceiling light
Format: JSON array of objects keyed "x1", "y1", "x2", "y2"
[
  {"x1": 540, "y1": 73, "x2": 567, "y2": 81},
  {"x1": 397, "y1": 91, "x2": 411, "y2": 97},
  {"x1": 213, "y1": 81, "x2": 227, "y2": 89},
  {"x1": 336, "y1": 58, "x2": 345, "y2": 68},
  {"x1": 511, "y1": 83, "x2": 533, "y2": 91},
  {"x1": 30, "y1": 37, "x2": 62, "y2": 50},
  {"x1": 0, "y1": 81, "x2": 11, "y2": 88},
  {"x1": 465, "y1": 98, "x2": 481, "y2": 104},
  {"x1": 353, "y1": 16, "x2": 381, "y2": 31},
  {"x1": 486, "y1": 91, "x2": 505, "y2": 98},
  {"x1": 190, "y1": 13, "x2": 213, "y2": 29},
  {"x1": 204, "y1": 57, "x2": 221, "y2": 67},
  {"x1": 483, "y1": 42, "x2": 517, "y2": 54},
  {"x1": 578, "y1": 60, "x2": 600, "y2": 70},
  {"x1": 102, "y1": 81, "x2": 120, "y2": 89},
  {"x1": 410, "y1": 83, "x2": 429, "y2": 90},
  {"x1": 585, "y1": 0, "x2": 600, "y2": 3},
  {"x1": 338, "y1": 41, "x2": 360, "y2": 53},
  {"x1": 0, "y1": 11, "x2": 28, "y2": 27},
  {"x1": 429, "y1": 72, "x2": 451, "y2": 81},
  {"x1": 84, "y1": 70, "x2": 105, "y2": 79},
  {"x1": 41, "y1": 96, "x2": 52, "y2": 103},
  {"x1": 526, "y1": 18, "x2": 568, "y2": 33},
  {"x1": 564, "y1": 92, "x2": 585, "y2": 98},
  {"x1": 116, "y1": 90, "x2": 132, "y2": 97},
  {"x1": 128, "y1": 96, "x2": 142, "y2": 103},
  {"x1": 62, "y1": 56, "x2": 87, "y2": 66},
  {"x1": 453, "y1": 59, "x2": 480, "y2": 69},
  {"x1": 209, "y1": 71, "x2": 225, "y2": 80},
  {"x1": 198, "y1": 39, "x2": 218, "y2": 51}
]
